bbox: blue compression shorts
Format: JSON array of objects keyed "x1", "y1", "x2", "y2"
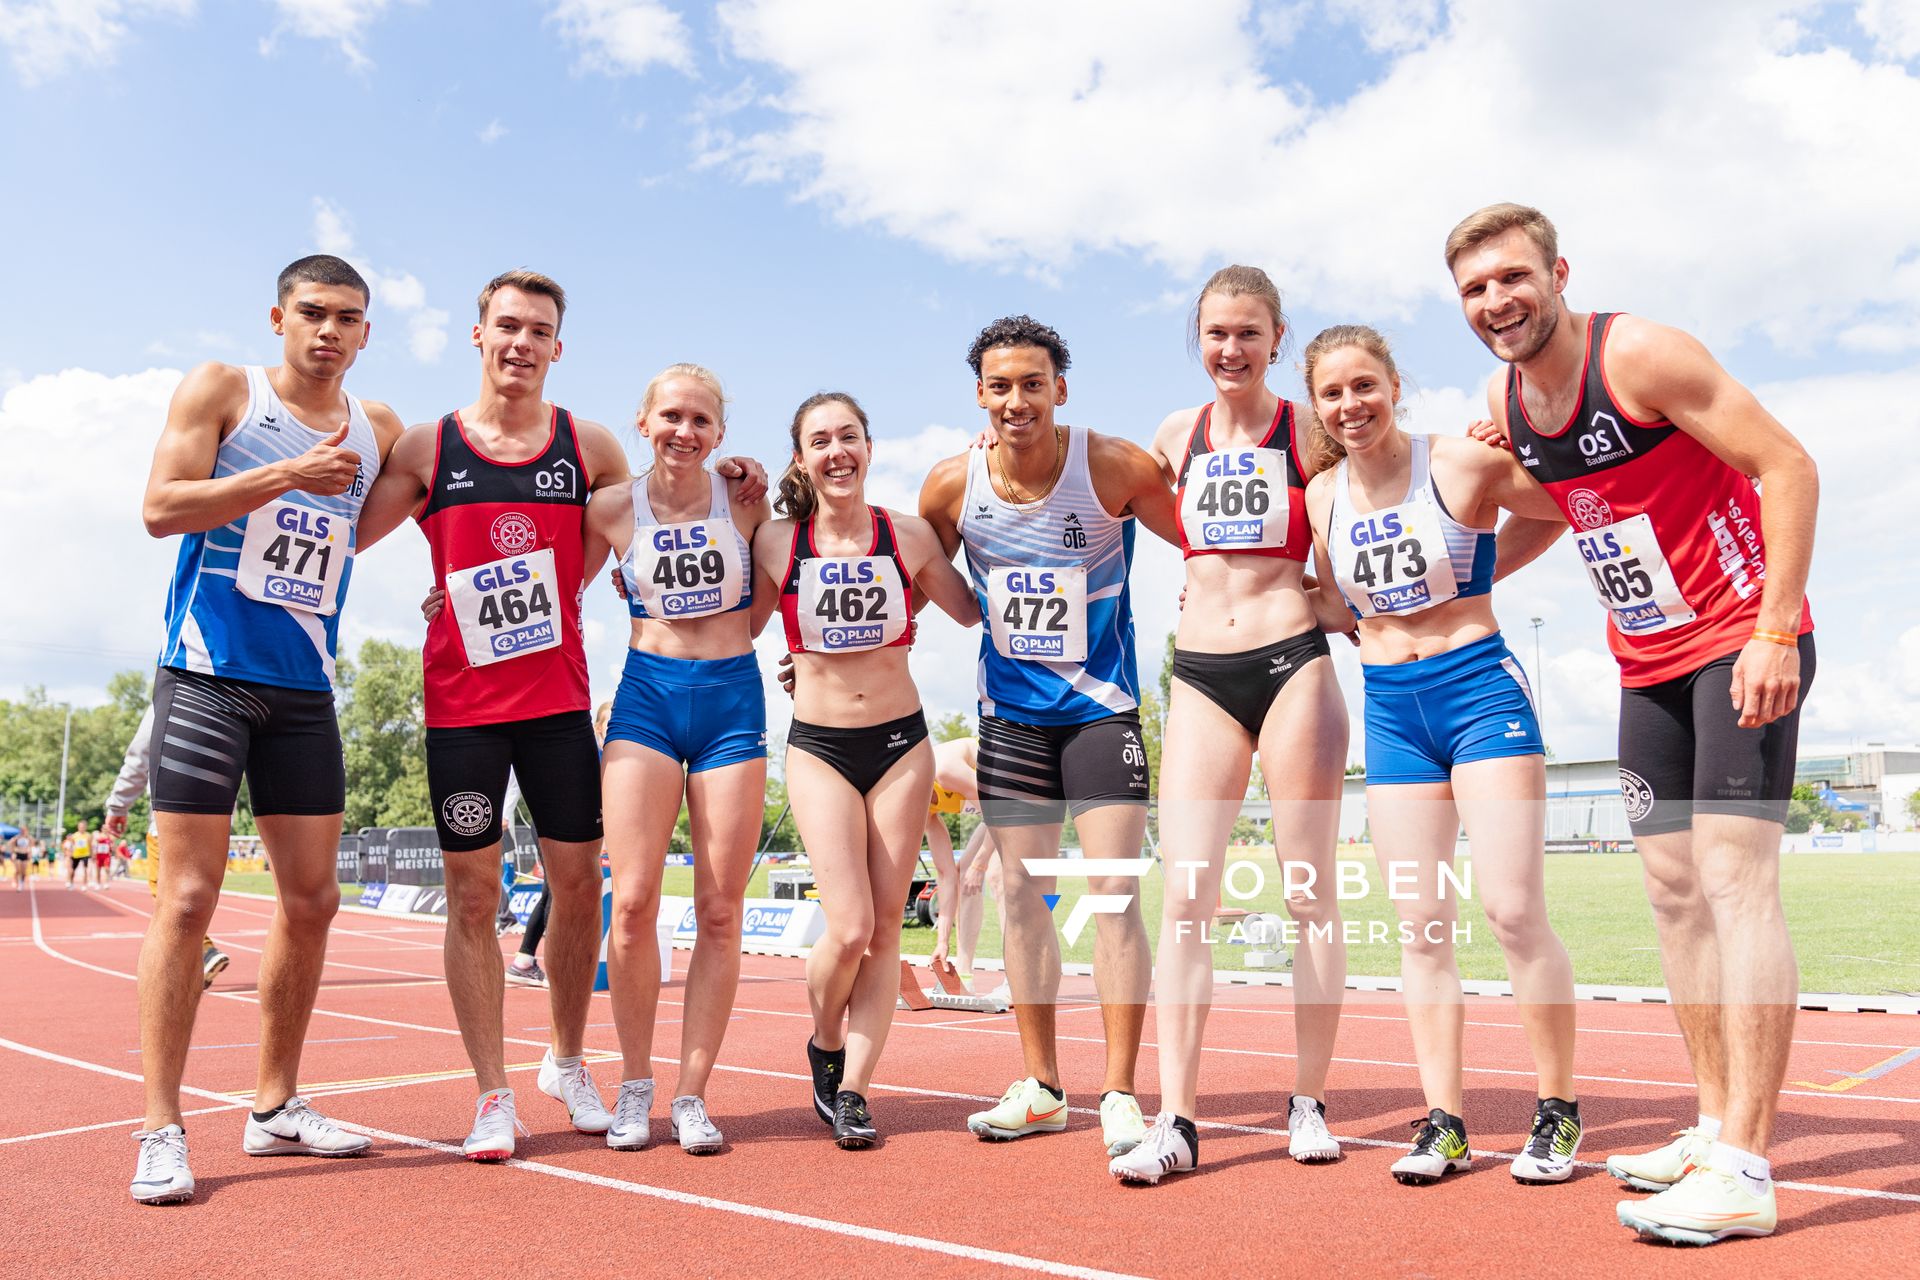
[
  {"x1": 606, "y1": 648, "x2": 767, "y2": 773},
  {"x1": 1362, "y1": 633, "x2": 1543, "y2": 784}
]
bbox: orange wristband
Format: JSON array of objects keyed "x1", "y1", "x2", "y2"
[{"x1": 1752, "y1": 629, "x2": 1798, "y2": 647}]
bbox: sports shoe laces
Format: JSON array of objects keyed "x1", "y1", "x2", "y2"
[
  {"x1": 557, "y1": 1060, "x2": 602, "y2": 1110},
  {"x1": 835, "y1": 1093, "x2": 871, "y2": 1126},
  {"x1": 1408, "y1": 1117, "x2": 1443, "y2": 1155},
  {"x1": 614, "y1": 1083, "x2": 650, "y2": 1127},
  {"x1": 279, "y1": 1097, "x2": 337, "y2": 1135},
  {"x1": 1524, "y1": 1109, "x2": 1556, "y2": 1158},
  {"x1": 677, "y1": 1096, "x2": 714, "y2": 1129},
  {"x1": 477, "y1": 1094, "x2": 530, "y2": 1137},
  {"x1": 134, "y1": 1127, "x2": 188, "y2": 1177}
]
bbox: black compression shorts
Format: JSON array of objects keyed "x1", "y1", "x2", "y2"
[
  {"x1": 150, "y1": 665, "x2": 345, "y2": 817},
  {"x1": 976, "y1": 712, "x2": 1149, "y2": 828},
  {"x1": 426, "y1": 711, "x2": 603, "y2": 852},
  {"x1": 1617, "y1": 633, "x2": 1815, "y2": 836}
]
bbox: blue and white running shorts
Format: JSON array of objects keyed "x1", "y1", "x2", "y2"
[
  {"x1": 1362, "y1": 633, "x2": 1542, "y2": 784},
  {"x1": 606, "y1": 648, "x2": 767, "y2": 773}
]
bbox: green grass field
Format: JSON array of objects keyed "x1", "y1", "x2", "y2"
[{"x1": 223, "y1": 852, "x2": 1918, "y2": 995}]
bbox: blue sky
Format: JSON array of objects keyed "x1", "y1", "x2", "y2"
[{"x1": 3, "y1": 0, "x2": 1917, "y2": 765}]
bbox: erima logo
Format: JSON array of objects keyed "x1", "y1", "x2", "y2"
[
  {"x1": 261, "y1": 413, "x2": 280, "y2": 432},
  {"x1": 1504, "y1": 719, "x2": 1527, "y2": 739},
  {"x1": 453, "y1": 469, "x2": 468, "y2": 480},
  {"x1": 445, "y1": 467, "x2": 474, "y2": 493},
  {"x1": 888, "y1": 732, "x2": 907, "y2": 747},
  {"x1": 1518, "y1": 442, "x2": 1539, "y2": 468}
]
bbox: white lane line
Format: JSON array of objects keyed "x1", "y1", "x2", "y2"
[
  {"x1": 7, "y1": 954, "x2": 1920, "y2": 1213},
  {"x1": 36, "y1": 885, "x2": 1920, "y2": 1106},
  {"x1": 346, "y1": 1122, "x2": 1150, "y2": 1279},
  {"x1": 0, "y1": 1030, "x2": 1146, "y2": 1279},
  {"x1": 97, "y1": 892, "x2": 445, "y2": 982},
  {"x1": 0, "y1": 1103, "x2": 245, "y2": 1146},
  {"x1": 124, "y1": 1035, "x2": 398, "y2": 1055}
]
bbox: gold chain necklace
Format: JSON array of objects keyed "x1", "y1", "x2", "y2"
[{"x1": 995, "y1": 424, "x2": 1066, "y2": 506}]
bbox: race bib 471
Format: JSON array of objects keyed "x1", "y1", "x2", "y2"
[{"x1": 235, "y1": 498, "x2": 347, "y2": 615}]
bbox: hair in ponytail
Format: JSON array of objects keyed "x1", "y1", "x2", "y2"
[{"x1": 775, "y1": 391, "x2": 871, "y2": 522}]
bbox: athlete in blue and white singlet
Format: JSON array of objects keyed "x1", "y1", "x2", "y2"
[
  {"x1": 132, "y1": 257, "x2": 404, "y2": 1206},
  {"x1": 159, "y1": 364, "x2": 379, "y2": 691},
  {"x1": 920, "y1": 319, "x2": 1181, "y2": 1164},
  {"x1": 958, "y1": 425, "x2": 1138, "y2": 725}
]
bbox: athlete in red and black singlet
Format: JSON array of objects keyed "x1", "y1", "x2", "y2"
[
  {"x1": 1171, "y1": 399, "x2": 1310, "y2": 560},
  {"x1": 1504, "y1": 313, "x2": 1813, "y2": 688},
  {"x1": 779, "y1": 506, "x2": 916, "y2": 653},
  {"x1": 419, "y1": 406, "x2": 591, "y2": 726}
]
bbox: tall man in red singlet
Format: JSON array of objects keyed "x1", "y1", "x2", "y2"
[
  {"x1": 360, "y1": 271, "x2": 628, "y2": 1159},
  {"x1": 1448, "y1": 205, "x2": 1817, "y2": 1246}
]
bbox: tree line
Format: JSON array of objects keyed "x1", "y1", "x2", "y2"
[{"x1": 2, "y1": 632, "x2": 1209, "y2": 849}]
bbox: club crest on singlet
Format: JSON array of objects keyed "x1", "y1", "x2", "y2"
[{"x1": 490, "y1": 512, "x2": 539, "y2": 556}]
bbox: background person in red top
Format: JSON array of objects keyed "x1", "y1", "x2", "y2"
[{"x1": 1449, "y1": 203, "x2": 1817, "y2": 1246}]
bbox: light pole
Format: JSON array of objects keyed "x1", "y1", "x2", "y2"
[
  {"x1": 53, "y1": 704, "x2": 73, "y2": 843},
  {"x1": 1529, "y1": 617, "x2": 1546, "y2": 742}
]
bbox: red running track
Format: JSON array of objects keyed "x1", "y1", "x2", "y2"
[{"x1": 3, "y1": 880, "x2": 1917, "y2": 1278}]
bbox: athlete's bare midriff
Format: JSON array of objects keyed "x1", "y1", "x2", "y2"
[
  {"x1": 790, "y1": 647, "x2": 921, "y2": 727},
  {"x1": 1175, "y1": 553, "x2": 1317, "y2": 653}
]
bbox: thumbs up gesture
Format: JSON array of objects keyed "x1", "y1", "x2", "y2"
[{"x1": 285, "y1": 420, "x2": 363, "y2": 495}]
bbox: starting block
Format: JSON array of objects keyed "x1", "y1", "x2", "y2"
[{"x1": 896, "y1": 958, "x2": 1011, "y2": 1014}]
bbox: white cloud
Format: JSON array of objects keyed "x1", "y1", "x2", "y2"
[
  {"x1": 1322, "y1": 0, "x2": 1442, "y2": 52},
  {"x1": 311, "y1": 197, "x2": 355, "y2": 255},
  {"x1": 263, "y1": 0, "x2": 410, "y2": 69},
  {"x1": 310, "y1": 198, "x2": 450, "y2": 364},
  {"x1": 1859, "y1": 0, "x2": 1920, "y2": 60},
  {"x1": 0, "y1": 0, "x2": 191, "y2": 85},
  {"x1": 477, "y1": 118, "x2": 507, "y2": 145},
  {"x1": 707, "y1": 1, "x2": 1920, "y2": 350},
  {"x1": 0, "y1": 368, "x2": 184, "y2": 691},
  {"x1": 548, "y1": 0, "x2": 693, "y2": 77}
]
